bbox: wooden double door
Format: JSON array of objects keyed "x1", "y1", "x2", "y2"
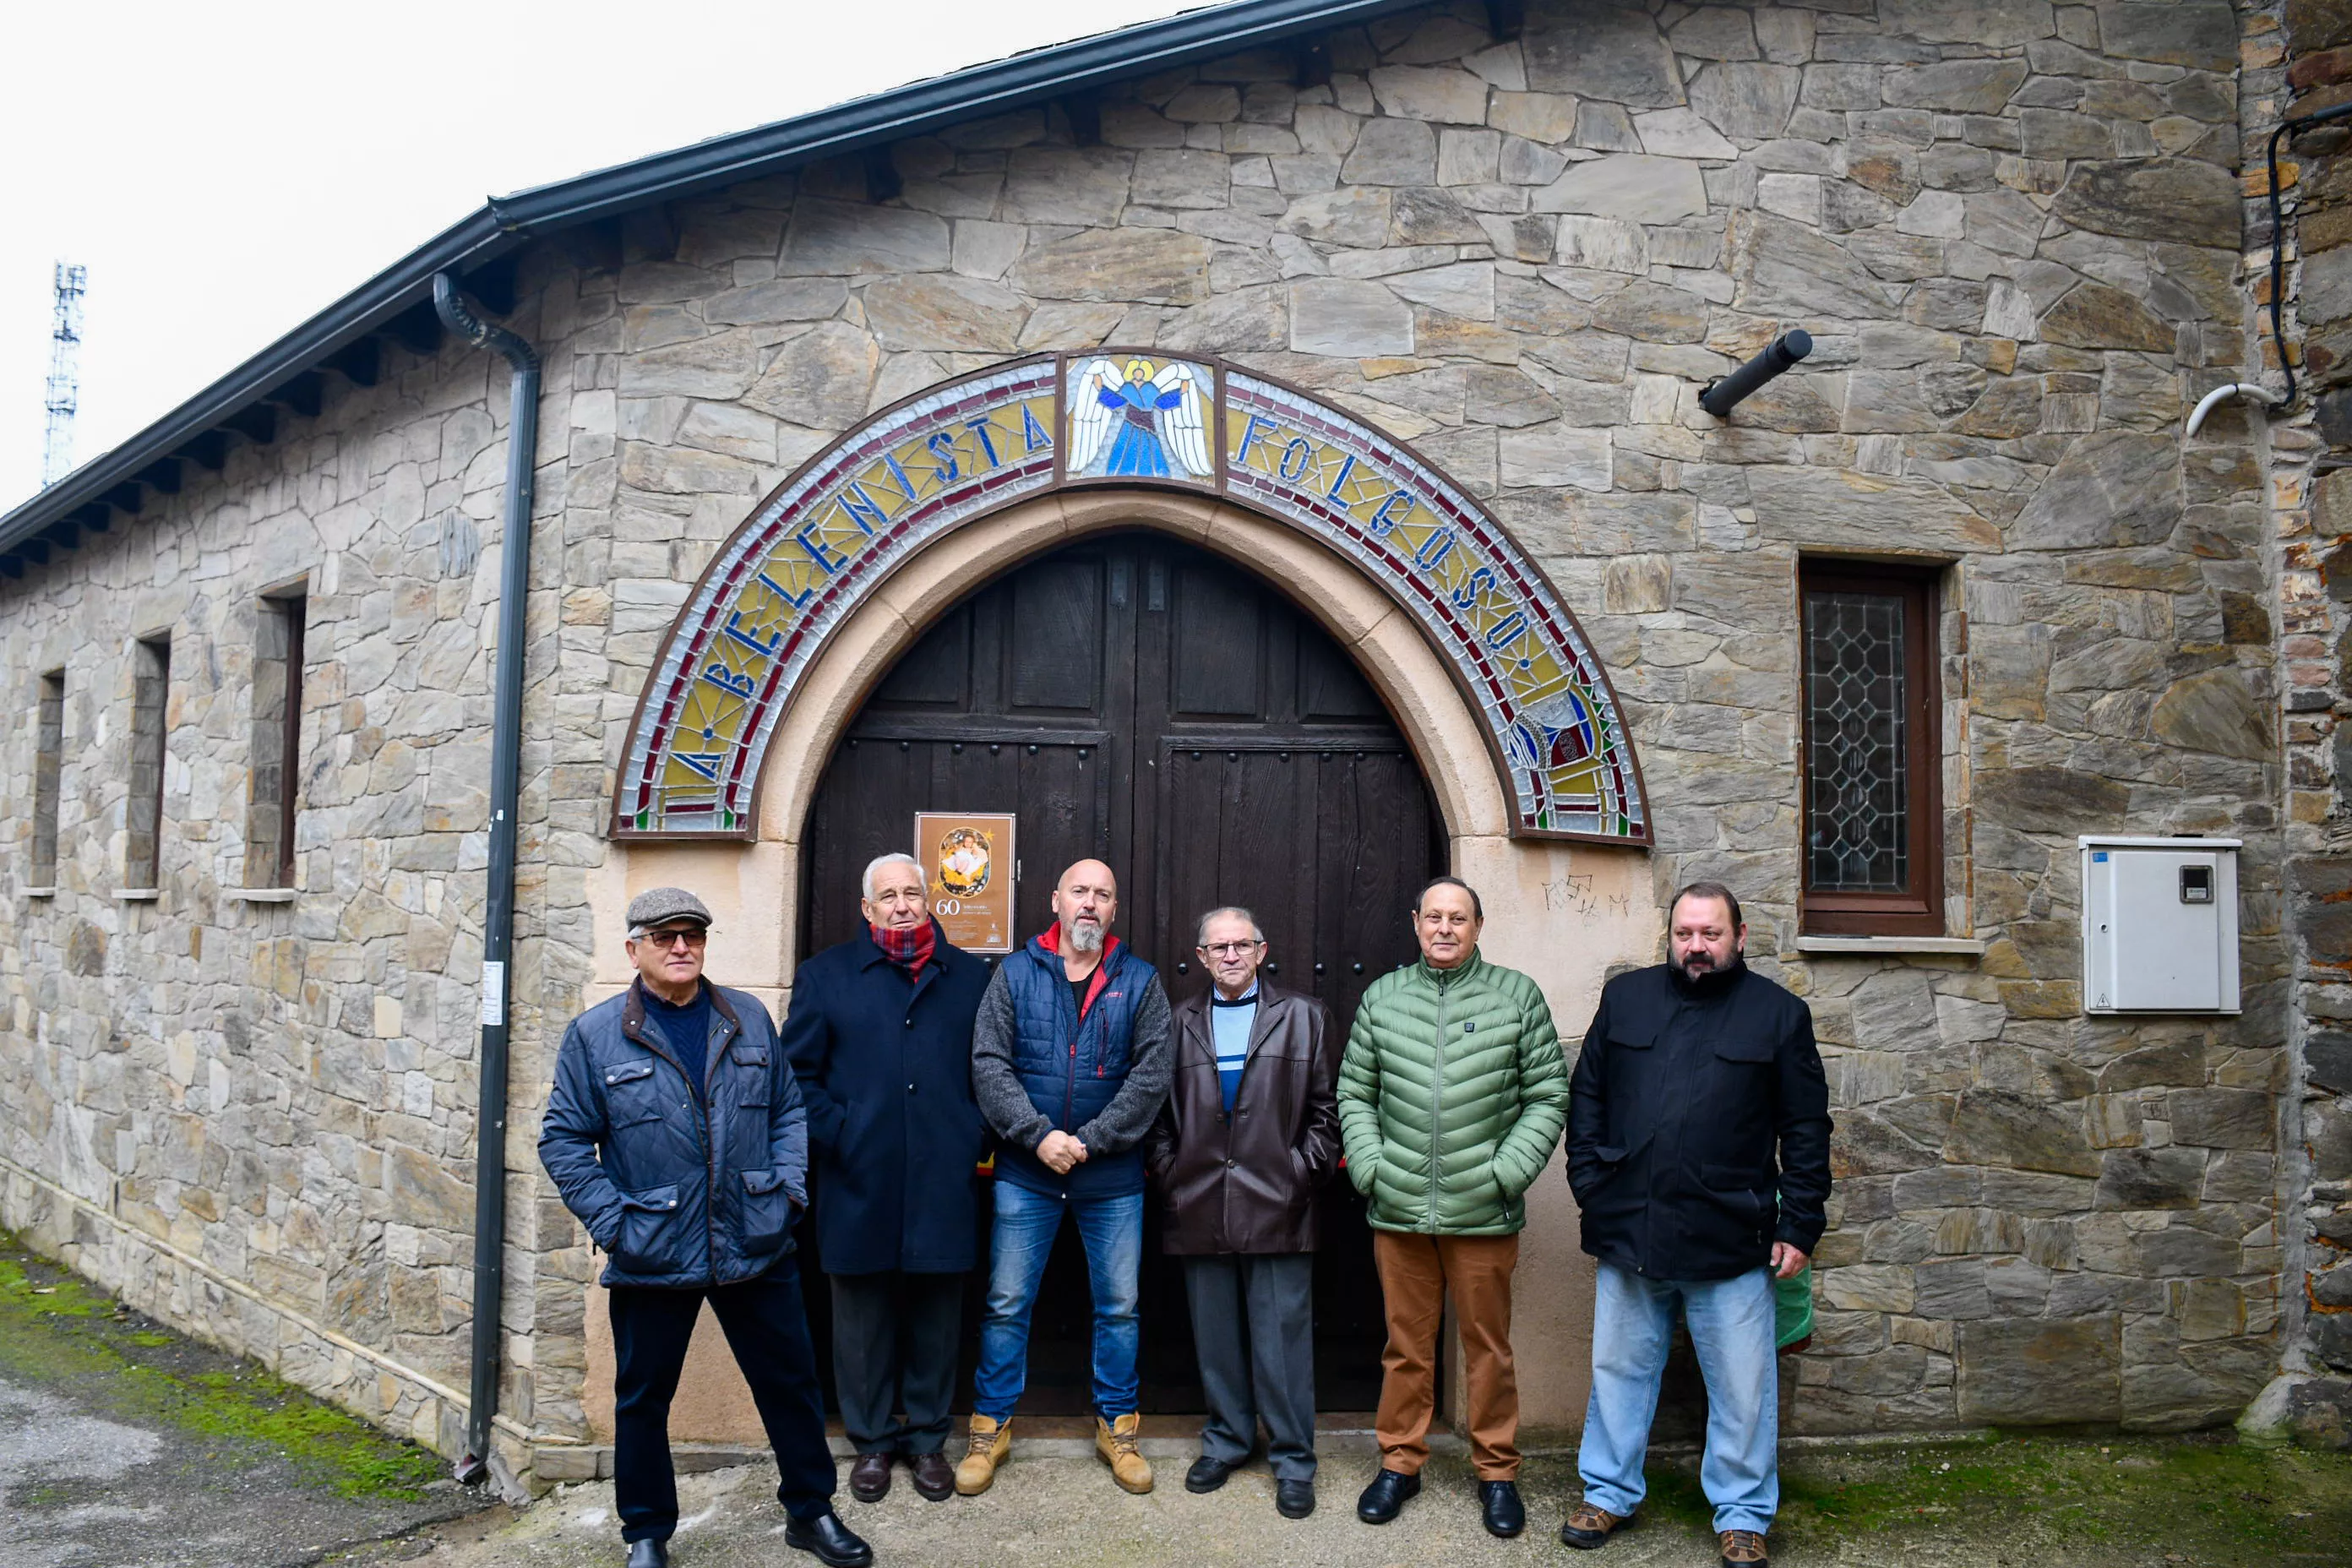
[{"x1": 798, "y1": 531, "x2": 1446, "y2": 1413}]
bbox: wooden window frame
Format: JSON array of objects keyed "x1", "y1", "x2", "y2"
[
  {"x1": 32, "y1": 669, "x2": 63, "y2": 886},
  {"x1": 1799, "y1": 562, "x2": 1944, "y2": 938}
]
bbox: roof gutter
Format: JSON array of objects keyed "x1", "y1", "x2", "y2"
[{"x1": 0, "y1": 0, "x2": 1423, "y2": 560}]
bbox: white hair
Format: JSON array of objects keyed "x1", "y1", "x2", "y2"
[
  {"x1": 1065, "y1": 914, "x2": 1106, "y2": 954},
  {"x1": 863, "y1": 852, "x2": 924, "y2": 901},
  {"x1": 1194, "y1": 906, "x2": 1265, "y2": 946}
]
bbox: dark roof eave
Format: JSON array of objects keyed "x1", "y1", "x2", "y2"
[{"x1": 0, "y1": 0, "x2": 1418, "y2": 560}]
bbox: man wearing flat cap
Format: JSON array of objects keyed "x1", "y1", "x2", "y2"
[{"x1": 541, "y1": 888, "x2": 874, "y2": 1568}]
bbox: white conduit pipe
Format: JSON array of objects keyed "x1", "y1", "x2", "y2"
[{"x1": 2185, "y1": 382, "x2": 2284, "y2": 438}]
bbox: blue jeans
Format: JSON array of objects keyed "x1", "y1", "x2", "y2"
[
  {"x1": 972, "y1": 1180, "x2": 1143, "y2": 1422},
  {"x1": 1577, "y1": 1263, "x2": 1778, "y2": 1535}
]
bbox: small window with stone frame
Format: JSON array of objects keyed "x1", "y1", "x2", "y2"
[
  {"x1": 125, "y1": 634, "x2": 171, "y2": 891},
  {"x1": 1799, "y1": 559, "x2": 1945, "y2": 937},
  {"x1": 244, "y1": 587, "x2": 308, "y2": 889},
  {"x1": 31, "y1": 668, "x2": 64, "y2": 888}
]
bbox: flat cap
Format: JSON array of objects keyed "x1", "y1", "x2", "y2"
[{"x1": 625, "y1": 886, "x2": 714, "y2": 934}]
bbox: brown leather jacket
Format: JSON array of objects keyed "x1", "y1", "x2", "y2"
[{"x1": 1144, "y1": 982, "x2": 1342, "y2": 1255}]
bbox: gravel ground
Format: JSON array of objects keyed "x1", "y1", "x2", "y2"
[{"x1": 370, "y1": 1428, "x2": 2352, "y2": 1568}]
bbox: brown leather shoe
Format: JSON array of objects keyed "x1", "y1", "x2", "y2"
[
  {"x1": 1719, "y1": 1527, "x2": 1770, "y2": 1566},
  {"x1": 848, "y1": 1451, "x2": 891, "y2": 1503},
  {"x1": 909, "y1": 1451, "x2": 954, "y2": 1502},
  {"x1": 1560, "y1": 1501, "x2": 1636, "y2": 1549}
]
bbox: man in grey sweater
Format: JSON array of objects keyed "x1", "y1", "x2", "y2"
[{"x1": 958, "y1": 859, "x2": 1173, "y2": 1498}]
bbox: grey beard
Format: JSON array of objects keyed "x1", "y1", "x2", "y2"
[{"x1": 1066, "y1": 917, "x2": 1106, "y2": 954}]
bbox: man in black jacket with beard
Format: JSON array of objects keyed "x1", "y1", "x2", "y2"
[{"x1": 1560, "y1": 882, "x2": 1831, "y2": 1568}]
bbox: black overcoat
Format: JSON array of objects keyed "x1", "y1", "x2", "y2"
[
  {"x1": 1566, "y1": 960, "x2": 1833, "y2": 1282},
  {"x1": 778, "y1": 923, "x2": 988, "y2": 1275}
]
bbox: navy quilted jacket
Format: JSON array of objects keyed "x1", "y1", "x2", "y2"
[{"x1": 540, "y1": 978, "x2": 808, "y2": 1288}]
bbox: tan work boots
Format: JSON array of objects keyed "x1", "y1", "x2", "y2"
[
  {"x1": 954, "y1": 1413, "x2": 1011, "y2": 1495},
  {"x1": 1097, "y1": 1413, "x2": 1154, "y2": 1494}
]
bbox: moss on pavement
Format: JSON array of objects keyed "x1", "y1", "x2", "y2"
[{"x1": 0, "y1": 1229, "x2": 444, "y2": 1503}]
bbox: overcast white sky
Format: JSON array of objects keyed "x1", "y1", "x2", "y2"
[{"x1": 0, "y1": 0, "x2": 1201, "y2": 511}]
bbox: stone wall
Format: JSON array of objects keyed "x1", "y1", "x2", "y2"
[
  {"x1": 2245, "y1": 0, "x2": 2352, "y2": 1447},
  {"x1": 0, "y1": 306, "x2": 578, "y2": 1476},
  {"x1": 0, "y1": 0, "x2": 2309, "y2": 1467}
]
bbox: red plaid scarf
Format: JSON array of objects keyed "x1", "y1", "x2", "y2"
[{"x1": 872, "y1": 918, "x2": 937, "y2": 979}]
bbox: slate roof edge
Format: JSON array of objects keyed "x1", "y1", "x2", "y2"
[{"x1": 0, "y1": 0, "x2": 1422, "y2": 559}]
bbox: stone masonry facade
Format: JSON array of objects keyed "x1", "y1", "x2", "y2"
[
  {"x1": 2243, "y1": 0, "x2": 2352, "y2": 1447},
  {"x1": 1, "y1": 0, "x2": 2334, "y2": 1478}
]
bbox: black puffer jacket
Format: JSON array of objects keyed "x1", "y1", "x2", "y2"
[{"x1": 1566, "y1": 960, "x2": 1832, "y2": 1282}]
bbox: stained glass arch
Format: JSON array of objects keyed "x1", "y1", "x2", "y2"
[{"x1": 610, "y1": 354, "x2": 1650, "y2": 846}]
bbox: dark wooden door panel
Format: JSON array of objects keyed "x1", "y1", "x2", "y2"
[
  {"x1": 1297, "y1": 629, "x2": 1387, "y2": 723},
  {"x1": 1006, "y1": 557, "x2": 1108, "y2": 715},
  {"x1": 1168, "y1": 558, "x2": 1265, "y2": 720},
  {"x1": 799, "y1": 531, "x2": 1443, "y2": 1416}
]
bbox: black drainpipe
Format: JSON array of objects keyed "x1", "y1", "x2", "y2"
[{"x1": 433, "y1": 272, "x2": 540, "y2": 1484}]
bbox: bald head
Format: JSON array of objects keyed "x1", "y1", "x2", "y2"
[{"x1": 1054, "y1": 859, "x2": 1119, "y2": 955}]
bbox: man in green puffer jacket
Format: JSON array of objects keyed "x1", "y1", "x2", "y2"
[{"x1": 1339, "y1": 875, "x2": 1570, "y2": 1541}]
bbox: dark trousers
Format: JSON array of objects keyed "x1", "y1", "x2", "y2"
[
  {"x1": 829, "y1": 1270, "x2": 965, "y2": 1455},
  {"x1": 609, "y1": 1257, "x2": 837, "y2": 1543},
  {"x1": 1184, "y1": 1252, "x2": 1317, "y2": 1482}
]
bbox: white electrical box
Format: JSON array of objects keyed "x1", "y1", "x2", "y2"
[{"x1": 2079, "y1": 836, "x2": 2240, "y2": 1015}]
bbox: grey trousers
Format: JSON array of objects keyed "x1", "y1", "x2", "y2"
[
  {"x1": 1184, "y1": 1252, "x2": 1317, "y2": 1481},
  {"x1": 828, "y1": 1270, "x2": 964, "y2": 1455}
]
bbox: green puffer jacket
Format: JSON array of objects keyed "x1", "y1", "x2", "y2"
[{"x1": 1338, "y1": 950, "x2": 1571, "y2": 1236}]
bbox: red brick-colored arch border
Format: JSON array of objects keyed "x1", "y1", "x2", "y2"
[{"x1": 611, "y1": 352, "x2": 1650, "y2": 846}]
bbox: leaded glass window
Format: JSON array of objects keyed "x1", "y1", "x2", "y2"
[
  {"x1": 1799, "y1": 564, "x2": 1942, "y2": 936},
  {"x1": 1805, "y1": 591, "x2": 1908, "y2": 891}
]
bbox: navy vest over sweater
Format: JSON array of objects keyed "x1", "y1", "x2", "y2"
[{"x1": 998, "y1": 933, "x2": 1156, "y2": 1198}]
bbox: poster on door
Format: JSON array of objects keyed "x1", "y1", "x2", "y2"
[{"x1": 916, "y1": 812, "x2": 1016, "y2": 954}]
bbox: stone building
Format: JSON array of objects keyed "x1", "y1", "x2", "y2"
[{"x1": 3, "y1": 0, "x2": 2342, "y2": 1485}]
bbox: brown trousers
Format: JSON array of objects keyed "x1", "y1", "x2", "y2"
[{"x1": 1371, "y1": 1230, "x2": 1522, "y2": 1481}]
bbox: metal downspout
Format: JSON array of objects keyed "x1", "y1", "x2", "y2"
[{"x1": 433, "y1": 272, "x2": 540, "y2": 1483}]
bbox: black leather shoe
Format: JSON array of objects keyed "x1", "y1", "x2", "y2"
[
  {"x1": 1355, "y1": 1467, "x2": 1420, "y2": 1524},
  {"x1": 1481, "y1": 1479, "x2": 1526, "y2": 1538},
  {"x1": 848, "y1": 1451, "x2": 892, "y2": 1503},
  {"x1": 1276, "y1": 1478, "x2": 1315, "y2": 1519},
  {"x1": 1185, "y1": 1454, "x2": 1235, "y2": 1494},
  {"x1": 625, "y1": 1542, "x2": 668, "y2": 1568},
  {"x1": 782, "y1": 1511, "x2": 873, "y2": 1567}
]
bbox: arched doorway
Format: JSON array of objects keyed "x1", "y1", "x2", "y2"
[
  {"x1": 795, "y1": 530, "x2": 1446, "y2": 1415},
  {"x1": 590, "y1": 355, "x2": 1668, "y2": 1447}
]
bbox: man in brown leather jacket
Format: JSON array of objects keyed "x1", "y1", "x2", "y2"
[{"x1": 1145, "y1": 906, "x2": 1340, "y2": 1521}]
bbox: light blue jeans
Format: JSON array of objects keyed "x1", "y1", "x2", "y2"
[
  {"x1": 972, "y1": 1179, "x2": 1143, "y2": 1422},
  {"x1": 1577, "y1": 1263, "x2": 1778, "y2": 1535}
]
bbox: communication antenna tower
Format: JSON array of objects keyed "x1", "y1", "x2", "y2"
[{"x1": 42, "y1": 263, "x2": 86, "y2": 488}]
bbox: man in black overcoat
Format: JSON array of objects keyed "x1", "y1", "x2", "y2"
[
  {"x1": 1560, "y1": 881, "x2": 1832, "y2": 1568},
  {"x1": 779, "y1": 852, "x2": 990, "y2": 1505}
]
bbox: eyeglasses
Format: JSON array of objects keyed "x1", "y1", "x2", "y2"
[
  {"x1": 1197, "y1": 940, "x2": 1264, "y2": 957},
  {"x1": 640, "y1": 928, "x2": 706, "y2": 950}
]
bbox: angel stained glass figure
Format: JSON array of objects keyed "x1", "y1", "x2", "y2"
[{"x1": 1068, "y1": 357, "x2": 1214, "y2": 481}]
